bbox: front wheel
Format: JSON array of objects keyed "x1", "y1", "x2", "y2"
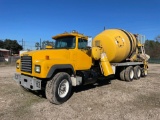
[{"x1": 45, "y1": 72, "x2": 72, "y2": 105}]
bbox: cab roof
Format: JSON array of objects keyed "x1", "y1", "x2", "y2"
[{"x1": 52, "y1": 30, "x2": 88, "y2": 40}]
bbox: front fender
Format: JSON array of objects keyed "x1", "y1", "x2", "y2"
[{"x1": 47, "y1": 64, "x2": 75, "y2": 78}]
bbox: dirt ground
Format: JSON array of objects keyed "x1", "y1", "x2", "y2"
[{"x1": 0, "y1": 64, "x2": 160, "y2": 120}]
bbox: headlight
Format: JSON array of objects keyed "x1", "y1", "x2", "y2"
[
  {"x1": 35, "y1": 65, "x2": 41, "y2": 73},
  {"x1": 16, "y1": 63, "x2": 19, "y2": 69}
]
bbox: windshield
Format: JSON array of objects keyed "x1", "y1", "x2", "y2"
[{"x1": 54, "y1": 36, "x2": 76, "y2": 49}]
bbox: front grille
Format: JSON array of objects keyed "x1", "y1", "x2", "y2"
[{"x1": 21, "y1": 56, "x2": 32, "y2": 73}]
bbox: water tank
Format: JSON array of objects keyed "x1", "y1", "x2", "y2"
[{"x1": 92, "y1": 29, "x2": 137, "y2": 63}]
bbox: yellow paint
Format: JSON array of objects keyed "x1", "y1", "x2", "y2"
[
  {"x1": 91, "y1": 47, "x2": 101, "y2": 60},
  {"x1": 92, "y1": 29, "x2": 137, "y2": 62},
  {"x1": 100, "y1": 53, "x2": 114, "y2": 76}
]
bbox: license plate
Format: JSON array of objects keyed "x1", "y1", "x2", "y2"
[{"x1": 36, "y1": 80, "x2": 41, "y2": 88}]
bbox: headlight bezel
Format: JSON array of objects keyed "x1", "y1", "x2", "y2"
[{"x1": 35, "y1": 65, "x2": 41, "y2": 73}]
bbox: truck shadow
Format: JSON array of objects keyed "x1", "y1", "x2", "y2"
[
  {"x1": 28, "y1": 90, "x2": 46, "y2": 98},
  {"x1": 73, "y1": 75, "x2": 116, "y2": 93}
]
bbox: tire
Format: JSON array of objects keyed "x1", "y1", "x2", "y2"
[
  {"x1": 120, "y1": 68, "x2": 125, "y2": 81},
  {"x1": 45, "y1": 72, "x2": 72, "y2": 105},
  {"x1": 125, "y1": 66, "x2": 134, "y2": 82},
  {"x1": 133, "y1": 66, "x2": 141, "y2": 80},
  {"x1": 141, "y1": 68, "x2": 148, "y2": 77}
]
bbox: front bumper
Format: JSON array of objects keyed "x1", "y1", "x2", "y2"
[{"x1": 14, "y1": 73, "x2": 41, "y2": 90}]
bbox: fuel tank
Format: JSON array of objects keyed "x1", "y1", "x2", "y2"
[{"x1": 92, "y1": 29, "x2": 137, "y2": 63}]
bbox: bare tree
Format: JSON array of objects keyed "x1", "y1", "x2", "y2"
[
  {"x1": 35, "y1": 42, "x2": 40, "y2": 50},
  {"x1": 155, "y1": 35, "x2": 160, "y2": 43}
]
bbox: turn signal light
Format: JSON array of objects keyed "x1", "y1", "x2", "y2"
[{"x1": 45, "y1": 55, "x2": 49, "y2": 60}]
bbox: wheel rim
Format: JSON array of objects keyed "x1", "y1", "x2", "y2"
[
  {"x1": 137, "y1": 68, "x2": 141, "y2": 77},
  {"x1": 130, "y1": 70, "x2": 134, "y2": 79},
  {"x1": 58, "y1": 79, "x2": 69, "y2": 98}
]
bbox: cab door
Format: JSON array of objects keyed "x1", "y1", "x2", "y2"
[{"x1": 74, "y1": 38, "x2": 92, "y2": 70}]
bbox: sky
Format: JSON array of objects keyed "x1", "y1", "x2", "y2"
[{"x1": 0, "y1": 0, "x2": 160, "y2": 50}]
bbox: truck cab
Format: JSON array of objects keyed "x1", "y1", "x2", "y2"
[{"x1": 14, "y1": 31, "x2": 93, "y2": 104}]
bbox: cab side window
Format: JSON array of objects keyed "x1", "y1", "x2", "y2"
[{"x1": 78, "y1": 38, "x2": 88, "y2": 49}]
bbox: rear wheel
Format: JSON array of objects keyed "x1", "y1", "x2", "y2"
[
  {"x1": 120, "y1": 68, "x2": 125, "y2": 81},
  {"x1": 125, "y1": 66, "x2": 134, "y2": 82},
  {"x1": 45, "y1": 72, "x2": 72, "y2": 105},
  {"x1": 134, "y1": 66, "x2": 141, "y2": 80}
]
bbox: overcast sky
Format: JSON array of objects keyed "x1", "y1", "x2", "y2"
[{"x1": 0, "y1": 0, "x2": 160, "y2": 50}]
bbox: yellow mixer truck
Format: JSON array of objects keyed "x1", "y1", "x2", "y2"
[{"x1": 14, "y1": 29, "x2": 149, "y2": 104}]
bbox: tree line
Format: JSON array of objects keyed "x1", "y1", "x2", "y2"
[
  {"x1": 145, "y1": 36, "x2": 160, "y2": 59},
  {"x1": 35, "y1": 40, "x2": 54, "y2": 50},
  {"x1": 0, "y1": 36, "x2": 160, "y2": 59},
  {"x1": 0, "y1": 39, "x2": 23, "y2": 54}
]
